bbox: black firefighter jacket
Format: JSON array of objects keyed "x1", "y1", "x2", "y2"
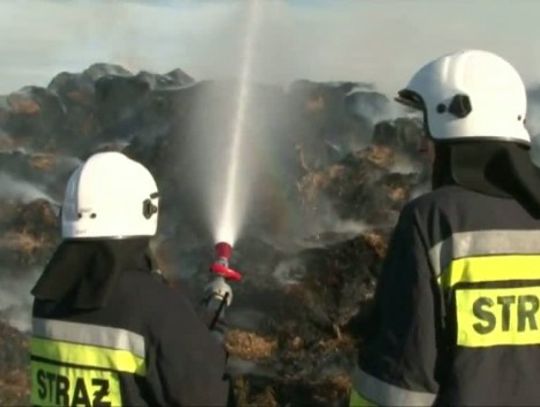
[
  {"x1": 351, "y1": 183, "x2": 540, "y2": 406},
  {"x1": 30, "y1": 239, "x2": 229, "y2": 407}
]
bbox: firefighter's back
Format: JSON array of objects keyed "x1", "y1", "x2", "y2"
[
  {"x1": 32, "y1": 265, "x2": 228, "y2": 406},
  {"x1": 30, "y1": 152, "x2": 229, "y2": 407},
  {"x1": 414, "y1": 184, "x2": 540, "y2": 405}
]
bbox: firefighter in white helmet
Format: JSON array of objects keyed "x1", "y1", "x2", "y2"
[
  {"x1": 30, "y1": 152, "x2": 231, "y2": 406},
  {"x1": 350, "y1": 50, "x2": 540, "y2": 406}
]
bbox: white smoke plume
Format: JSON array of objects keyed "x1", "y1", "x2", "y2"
[
  {"x1": 0, "y1": 172, "x2": 57, "y2": 204},
  {"x1": 409, "y1": 181, "x2": 431, "y2": 201},
  {"x1": 273, "y1": 257, "x2": 306, "y2": 286},
  {"x1": 390, "y1": 151, "x2": 423, "y2": 175},
  {"x1": 0, "y1": 129, "x2": 13, "y2": 151},
  {"x1": 0, "y1": 268, "x2": 40, "y2": 332},
  {"x1": 526, "y1": 90, "x2": 540, "y2": 166}
]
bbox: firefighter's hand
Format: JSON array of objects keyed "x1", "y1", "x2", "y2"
[{"x1": 205, "y1": 277, "x2": 233, "y2": 307}]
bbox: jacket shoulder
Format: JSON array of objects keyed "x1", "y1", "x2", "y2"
[
  {"x1": 119, "y1": 269, "x2": 192, "y2": 302},
  {"x1": 405, "y1": 185, "x2": 471, "y2": 214}
]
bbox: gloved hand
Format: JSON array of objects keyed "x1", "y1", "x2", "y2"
[
  {"x1": 204, "y1": 276, "x2": 233, "y2": 307},
  {"x1": 203, "y1": 276, "x2": 232, "y2": 336}
]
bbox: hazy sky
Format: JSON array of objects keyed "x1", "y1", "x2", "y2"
[{"x1": 0, "y1": 0, "x2": 539, "y2": 95}]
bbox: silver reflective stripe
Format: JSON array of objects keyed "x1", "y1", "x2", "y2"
[
  {"x1": 352, "y1": 367, "x2": 436, "y2": 406},
  {"x1": 32, "y1": 318, "x2": 145, "y2": 358},
  {"x1": 429, "y1": 230, "x2": 540, "y2": 277}
]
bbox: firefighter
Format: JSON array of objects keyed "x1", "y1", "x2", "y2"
[
  {"x1": 30, "y1": 151, "x2": 230, "y2": 406},
  {"x1": 350, "y1": 49, "x2": 540, "y2": 406}
]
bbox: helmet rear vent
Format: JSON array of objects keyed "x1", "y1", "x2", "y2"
[{"x1": 448, "y1": 94, "x2": 472, "y2": 118}]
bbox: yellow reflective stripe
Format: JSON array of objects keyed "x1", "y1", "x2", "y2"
[
  {"x1": 31, "y1": 337, "x2": 146, "y2": 376},
  {"x1": 438, "y1": 255, "x2": 540, "y2": 289},
  {"x1": 456, "y1": 286, "x2": 540, "y2": 347},
  {"x1": 349, "y1": 389, "x2": 376, "y2": 406}
]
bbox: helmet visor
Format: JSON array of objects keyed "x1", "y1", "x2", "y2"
[{"x1": 395, "y1": 89, "x2": 424, "y2": 111}]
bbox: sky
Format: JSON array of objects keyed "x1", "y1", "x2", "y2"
[{"x1": 0, "y1": 0, "x2": 540, "y2": 95}]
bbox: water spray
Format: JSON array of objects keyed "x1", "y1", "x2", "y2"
[
  {"x1": 214, "y1": 0, "x2": 262, "y2": 245},
  {"x1": 205, "y1": 1, "x2": 262, "y2": 334}
]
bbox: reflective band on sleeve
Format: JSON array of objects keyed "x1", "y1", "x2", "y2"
[
  {"x1": 351, "y1": 367, "x2": 436, "y2": 406},
  {"x1": 349, "y1": 389, "x2": 376, "y2": 406},
  {"x1": 438, "y1": 255, "x2": 540, "y2": 289},
  {"x1": 31, "y1": 337, "x2": 146, "y2": 376},
  {"x1": 429, "y1": 230, "x2": 540, "y2": 278},
  {"x1": 33, "y1": 318, "x2": 145, "y2": 358}
]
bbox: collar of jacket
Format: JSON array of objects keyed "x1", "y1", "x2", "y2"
[
  {"x1": 32, "y1": 238, "x2": 153, "y2": 309},
  {"x1": 432, "y1": 140, "x2": 540, "y2": 218}
]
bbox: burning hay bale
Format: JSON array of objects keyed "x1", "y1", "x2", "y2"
[
  {"x1": 226, "y1": 329, "x2": 278, "y2": 360},
  {"x1": 0, "y1": 63, "x2": 429, "y2": 405},
  {"x1": 0, "y1": 321, "x2": 29, "y2": 406},
  {"x1": 0, "y1": 199, "x2": 59, "y2": 267}
]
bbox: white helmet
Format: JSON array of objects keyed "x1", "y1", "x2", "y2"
[
  {"x1": 62, "y1": 152, "x2": 159, "y2": 239},
  {"x1": 396, "y1": 50, "x2": 530, "y2": 145}
]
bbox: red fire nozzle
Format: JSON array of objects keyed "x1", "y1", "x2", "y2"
[{"x1": 210, "y1": 242, "x2": 242, "y2": 281}]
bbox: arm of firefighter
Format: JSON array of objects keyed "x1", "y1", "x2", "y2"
[
  {"x1": 154, "y1": 293, "x2": 230, "y2": 407},
  {"x1": 350, "y1": 204, "x2": 440, "y2": 407}
]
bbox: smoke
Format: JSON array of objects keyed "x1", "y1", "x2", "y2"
[
  {"x1": 332, "y1": 219, "x2": 372, "y2": 235},
  {"x1": 526, "y1": 87, "x2": 540, "y2": 166},
  {"x1": 347, "y1": 89, "x2": 408, "y2": 124},
  {"x1": 526, "y1": 88, "x2": 540, "y2": 131},
  {"x1": 228, "y1": 308, "x2": 268, "y2": 332},
  {"x1": 409, "y1": 181, "x2": 431, "y2": 201},
  {"x1": 0, "y1": 172, "x2": 57, "y2": 204},
  {"x1": 0, "y1": 129, "x2": 13, "y2": 151},
  {"x1": 271, "y1": 219, "x2": 373, "y2": 287},
  {"x1": 390, "y1": 151, "x2": 423, "y2": 174},
  {"x1": 58, "y1": 155, "x2": 83, "y2": 171},
  {"x1": 273, "y1": 257, "x2": 306, "y2": 286},
  {"x1": 0, "y1": 268, "x2": 40, "y2": 332},
  {"x1": 0, "y1": 176, "x2": 56, "y2": 333},
  {"x1": 227, "y1": 357, "x2": 275, "y2": 378}
]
